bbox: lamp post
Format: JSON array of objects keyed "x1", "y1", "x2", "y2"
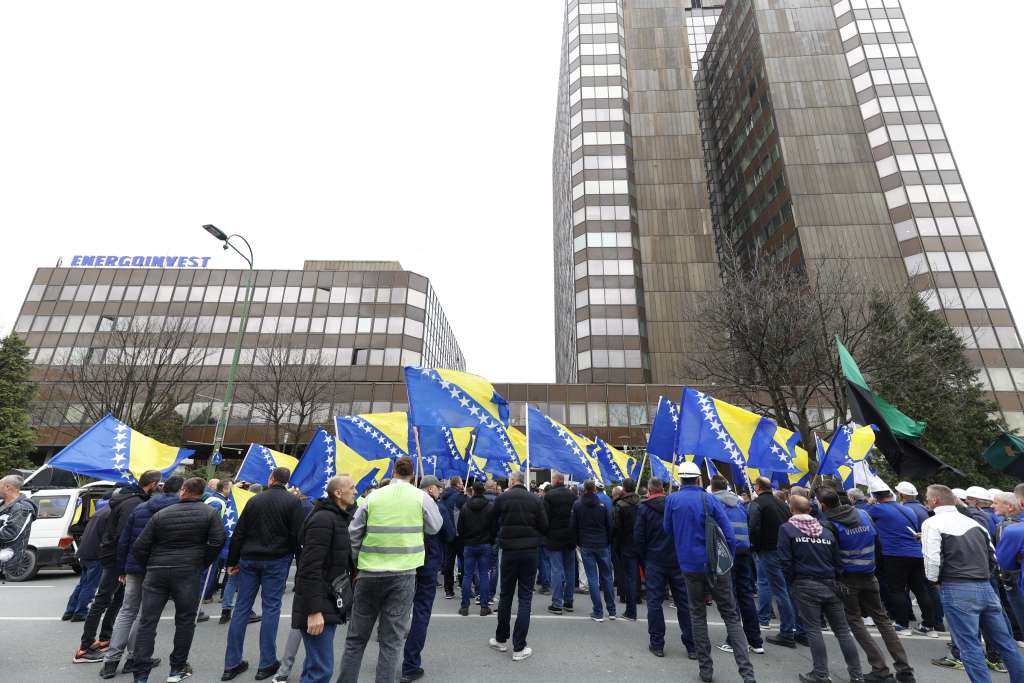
[{"x1": 203, "y1": 224, "x2": 254, "y2": 478}]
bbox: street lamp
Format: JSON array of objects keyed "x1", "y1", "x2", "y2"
[{"x1": 203, "y1": 224, "x2": 255, "y2": 477}]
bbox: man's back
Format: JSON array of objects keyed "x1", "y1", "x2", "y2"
[
  {"x1": 748, "y1": 491, "x2": 789, "y2": 552},
  {"x1": 572, "y1": 493, "x2": 611, "y2": 551},
  {"x1": 133, "y1": 499, "x2": 225, "y2": 570},
  {"x1": 228, "y1": 484, "x2": 304, "y2": 565},
  {"x1": 494, "y1": 485, "x2": 547, "y2": 551},
  {"x1": 542, "y1": 484, "x2": 575, "y2": 550},
  {"x1": 868, "y1": 501, "x2": 922, "y2": 558}
]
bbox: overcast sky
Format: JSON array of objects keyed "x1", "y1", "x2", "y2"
[{"x1": 0, "y1": 1, "x2": 1020, "y2": 383}]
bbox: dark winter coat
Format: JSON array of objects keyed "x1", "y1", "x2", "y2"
[
  {"x1": 0, "y1": 495, "x2": 37, "y2": 565},
  {"x1": 292, "y1": 499, "x2": 353, "y2": 629},
  {"x1": 132, "y1": 499, "x2": 225, "y2": 570},
  {"x1": 422, "y1": 499, "x2": 455, "y2": 577},
  {"x1": 634, "y1": 494, "x2": 676, "y2": 567},
  {"x1": 777, "y1": 519, "x2": 842, "y2": 583},
  {"x1": 227, "y1": 484, "x2": 305, "y2": 565},
  {"x1": 571, "y1": 492, "x2": 612, "y2": 551},
  {"x1": 492, "y1": 485, "x2": 549, "y2": 552},
  {"x1": 457, "y1": 496, "x2": 494, "y2": 547},
  {"x1": 77, "y1": 505, "x2": 110, "y2": 562},
  {"x1": 99, "y1": 485, "x2": 151, "y2": 567},
  {"x1": 747, "y1": 490, "x2": 790, "y2": 552},
  {"x1": 117, "y1": 493, "x2": 179, "y2": 576},
  {"x1": 440, "y1": 487, "x2": 467, "y2": 516},
  {"x1": 612, "y1": 492, "x2": 641, "y2": 552},
  {"x1": 542, "y1": 484, "x2": 576, "y2": 551}
]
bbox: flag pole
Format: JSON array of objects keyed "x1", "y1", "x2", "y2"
[
  {"x1": 414, "y1": 427, "x2": 425, "y2": 482},
  {"x1": 524, "y1": 404, "x2": 530, "y2": 487}
]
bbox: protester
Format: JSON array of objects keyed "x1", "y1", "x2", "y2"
[
  {"x1": 818, "y1": 488, "x2": 915, "y2": 683},
  {"x1": 402, "y1": 475, "x2": 455, "y2": 683},
  {"x1": 896, "y1": 482, "x2": 929, "y2": 525},
  {"x1": 635, "y1": 477, "x2": 695, "y2": 659},
  {"x1": 203, "y1": 479, "x2": 231, "y2": 606},
  {"x1": 458, "y1": 480, "x2": 495, "y2": 616},
  {"x1": 965, "y1": 486, "x2": 999, "y2": 537},
  {"x1": 489, "y1": 469, "x2": 548, "y2": 662},
  {"x1": 130, "y1": 477, "x2": 226, "y2": 683},
  {"x1": 779, "y1": 494, "x2": 863, "y2": 683},
  {"x1": 98, "y1": 476, "x2": 184, "y2": 677},
  {"x1": 63, "y1": 494, "x2": 110, "y2": 621},
  {"x1": 612, "y1": 477, "x2": 641, "y2": 621},
  {"x1": 541, "y1": 472, "x2": 576, "y2": 614},
  {"x1": 664, "y1": 462, "x2": 755, "y2": 683},
  {"x1": 571, "y1": 479, "x2": 616, "y2": 622},
  {"x1": 848, "y1": 488, "x2": 868, "y2": 510},
  {"x1": 291, "y1": 475, "x2": 355, "y2": 683},
  {"x1": 75, "y1": 470, "x2": 161, "y2": 663},
  {"x1": 993, "y1": 491, "x2": 1024, "y2": 637},
  {"x1": 710, "y1": 475, "x2": 763, "y2": 655},
  {"x1": 338, "y1": 457, "x2": 442, "y2": 683},
  {"x1": 439, "y1": 476, "x2": 466, "y2": 599},
  {"x1": 0, "y1": 474, "x2": 36, "y2": 582},
  {"x1": 536, "y1": 483, "x2": 552, "y2": 596},
  {"x1": 868, "y1": 485, "x2": 939, "y2": 636},
  {"x1": 222, "y1": 467, "x2": 306, "y2": 681},
  {"x1": 748, "y1": 476, "x2": 802, "y2": 647},
  {"x1": 922, "y1": 484, "x2": 1024, "y2": 682}
]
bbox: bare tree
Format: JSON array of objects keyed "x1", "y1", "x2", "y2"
[
  {"x1": 687, "y1": 242, "x2": 909, "y2": 462},
  {"x1": 243, "y1": 344, "x2": 332, "y2": 452},
  {"x1": 67, "y1": 318, "x2": 206, "y2": 438}
]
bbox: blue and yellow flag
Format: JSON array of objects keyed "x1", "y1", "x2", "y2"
[
  {"x1": 223, "y1": 486, "x2": 256, "y2": 539},
  {"x1": 48, "y1": 414, "x2": 193, "y2": 484},
  {"x1": 335, "y1": 413, "x2": 409, "y2": 493},
  {"x1": 404, "y1": 367, "x2": 509, "y2": 430},
  {"x1": 290, "y1": 429, "x2": 338, "y2": 498},
  {"x1": 830, "y1": 425, "x2": 876, "y2": 487},
  {"x1": 678, "y1": 388, "x2": 775, "y2": 469},
  {"x1": 526, "y1": 405, "x2": 598, "y2": 481},
  {"x1": 647, "y1": 398, "x2": 681, "y2": 482},
  {"x1": 418, "y1": 427, "x2": 475, "y2": 480},
  {"x1": 235, "y1": 444, "x2": 299, "y2": 486},
  {"x1": 594, "y1": 438, "x2": 640, "y2": 483},
  {"x1": 472, "y1": 424, "x2": 524, "y2": 464}
]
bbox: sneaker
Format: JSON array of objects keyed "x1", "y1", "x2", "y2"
[
  {"x1": 195, "y1": 612, "x2": 209, "y2": 623},
  {"x1": 863, "y1": 616, "x2": 875, "y2": 627},
  {"x1": 479, "y1": 606, "x2": 493, "y2": 617},
  {"x1": 400, "y1": 668, "x2": 425, "y2": 683},
  {"x1": 913, "y1": 625, "x2": 936, "y2": 638},
  {"x1": 93, "y1": 640, "x2": 111, "y2": 651},
  {"x1": 608, "y1": 614, "x2": 617, "y2": 621},
  {"x1": 221, "y1": 661, "x2": 249, "y2": 681},
  {"x1": 893, "y1": 624, "x2": 909, "y2": 636},
  {"x1": 1018, "y1": 641, "x2": 1024, "y2": 649},
  {"x1": 167, "y1": 664, "x2": 193, "y2": 682},
  {"x1": 894, "y1": 673, "x2": 915, "y2": 683},
  {"x1": 71, "y1": 613, "x2": 87, "y2": 622},
  {"x1": 766, "y1": 634, "x2": 796, "y2": 648},
  {"x1": 547, "y1": 605, "x2": 563, "y2": 615},
  {"x1": 987, "y1": 660, "x2": 1008, "y2": 673},
  {"x1": 512, "y1": 647, "x2": 533, "y2": 661},
  {"x1": 488, "y1": 638, "x2": 508, "y2": 653},
  {"x1": 930, "y1": 656, "x2": 963, "y2": 670},
  {"x1": 648, "y1": 645, "x2": 665, "y2": 658},
  {"x1": 272, "y1": 674, "x2": 290, "y2": 683},
  {"x1": 590, "y1": 613, "x2": 605, "y2": 622},
  {"x1": 563, "y1": 603, "x2": 574, "y2": 613},
  {"x1": 863, "y1": 672, "x2": 896, "y2": 683},
  {"x1": 798, "y1": 673, "x2": 831, "y2": 683},
  {"x1": 219, "y1": 609, "x2": 232, "y2": 625},
  {"x1": 444, "y1": 593, "x2": 456, "y2": 600},
  {"x1": 61, "y1": 612, "x2": 73, "y2": 621},
  {"x1": 100, "y1": 660, "x2": 120, "y2": 679},
  {"x1": 622, "y1": 614, "x2": 637, "y2": 622},
  {"x1": 73, "y1": 647, "x2": 104, "y2": 663},
  {"x1": 750, "y1": 646, "x2": 765, "y2": 655},
  {"x1": 717, "y1": 642, "x2": 733, "y2": 653},
  {"x1": 458, "y1": 607, "x2": 469, "y2": 616}
]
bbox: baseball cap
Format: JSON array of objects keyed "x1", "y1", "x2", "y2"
[
  {"x1": 894, "y1": 481, "x2": 918, "y2": 496},
  {"x1": 419, "y1": 475, "x2": 442, "y2": 489},
  {"x1": 678, "y1": 461, "x2": 702, "y2": 478},
  {"x1": 965, "y1": 485, "x2": 993, "y2": 502}
]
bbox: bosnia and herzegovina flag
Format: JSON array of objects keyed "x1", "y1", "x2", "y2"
[
  {"x1": 223, "y1": 486, "x2": 256, "y2": 539},
  {"x1": 647, "y1": 397, "x2": 681, "y2": 483},
  {"x1": 418, "y1": 427, "x2": 475, "y2": 480},
  {"x1": 404, "y1": 367, "x2": 509, "y2": 430},
  {"x1": 290, "y1": 429, "x2": 338, "y2": 498},
  {"x1": 594, "y1": 438, "x2": 641, "y2": 483},
  {"x1": 235, "y1": 444, "x2": 299, "y2": 486},
  {"x1": 334, "y1": 413, "x2": 409, "y2": 494},
  {"x1": 526, "y1": 405, "x2": 598, "y2": 481},
  {"x1": 47, "y1": 414, "x2": 193, "y2": 484},
  {"x1": 818, "y1": 424, "x2": 876, "y2": 488}
]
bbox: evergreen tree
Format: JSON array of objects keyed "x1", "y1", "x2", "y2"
[
  {"x1": 865, "y1": 294, "x2": 1006, "y2": 486},
  {"x1": 0, "y1": 333, "x2": 37, "y2": 474}
]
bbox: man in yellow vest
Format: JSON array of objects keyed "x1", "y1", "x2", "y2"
[{"x1": 337, "y1": 457, "x2": 442, "y2": 683}]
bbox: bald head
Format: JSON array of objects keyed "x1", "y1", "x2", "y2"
[
  {"x1": 327, "y1": 475, "x2": 356, "y2": 508},
  {"x1": 789, "y1": 494, "x2": 811, "y2": 515},
  {"x1": 509, "y1": 471, "x2": 525, "y2": 487},
  {"x1": 755, "y1": 477, "x2": 772, "y2": 493},
  {"x1": 552, "y1": 472, "x2": 565, "y2": 485}
]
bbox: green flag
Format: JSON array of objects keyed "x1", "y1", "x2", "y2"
[{"x1": 837, "y1": 337, "x2": 925, "y2": 440}]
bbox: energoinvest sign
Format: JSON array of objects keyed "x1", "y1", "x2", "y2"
[{"x1": 69, "y1": 255, "x2": 212, "y2": 268}]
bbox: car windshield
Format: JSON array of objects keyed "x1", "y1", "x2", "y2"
[{"x1": 31, "y1": 495, "x2": 70, "y2": 519}]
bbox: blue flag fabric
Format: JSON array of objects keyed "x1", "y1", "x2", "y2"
[
  {"x1": 678, "y1": 388, "x2": 774, "y2": 469},
  {"x1": 647, "y1": 398, "x2": 679, "y2": 463},
  {"x1": 404, "y1": 367, "x2": 509, "y2": 429},
  {"x1": 47, "y1": 414, "x2": 193, "y2": 484},
  {"x1": 235, "y1": 444, "x2": 298, "y2": 486},
  {"x1": 290, "y1": 429, "x2": 337, "y2": 498},
  {"x1": 526, "y1": 405, "x2": 597, "y2": 481},
  {"x1": 418, "y1": 427, "x2": 478, "y2": 480}
]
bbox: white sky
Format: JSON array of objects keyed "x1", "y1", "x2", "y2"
[{"x1": 0, "y1": 1, "x2": 1020, "y2": 383}]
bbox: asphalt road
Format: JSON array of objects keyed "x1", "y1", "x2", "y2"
[{"x1": 0, "y1": 568, "x2": 982, "y2": 683}]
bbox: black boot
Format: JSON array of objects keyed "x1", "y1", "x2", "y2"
[
  {"x1": 219, "y1": 608, "x2": 232, "y2": 625},
  {"x1": 100, "y1": 660, "x2": 119, "y2": 679}
]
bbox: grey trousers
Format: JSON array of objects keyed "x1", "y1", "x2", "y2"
[
  {"x1": 103, "y1": 574, "x2": 143, "y2": 663},
  {"x1": 840, "y1": 573, "x2": 913, "y2": 677},
  {"x1": 792, "y1": 578, "x2": 863, "y2": 679},
  {"x1": 683, "y1": 572, "x2": 755, "y2": 683},
  {"x1": 278, "y1": 628, "x2": 303, "y2": 677},
  {"x1": 337, "y1": 574, "x2": 415, "y2": 683}
]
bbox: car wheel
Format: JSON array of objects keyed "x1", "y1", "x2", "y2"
[{"x1": 4, "y1": 548, "x2": 39, "y2": 582}]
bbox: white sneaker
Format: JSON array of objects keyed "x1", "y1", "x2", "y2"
[
  {"x1": 717, "y1": 643, "x2": 733, "y2": 653},
  {"x1": 512, "y1": 647, "x2": 533, "y2": 661},
  {"x1": 1017, "y1": 640, "x2": 1024, "y2": 649},
  {"x1": 863, "y1": 616, "x2": 875, "y2": 627},
  {"x1": 750, "y1": 646, "x2": 765, "y2": 655},
  {"x1": 488, "y1": 638, "x2": 508, "y2": 653}
]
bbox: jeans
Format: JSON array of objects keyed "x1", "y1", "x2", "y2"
[
  {"x1": 620, "y1": 548, "x2": 639, "y2": 619},
  {"x1": 882, "y1": 555, "x2": 938, "y2": 629},
  {"x1": 278, "y1": 629, "x2": 303, "y2": 677},
  {"x1": 402, "y1": 571, "x2": 438, "y2": 674},
  {"x1": 579, "y1": 546, "x2": 616, "y2": 619},
  {"x1": 104, "y1": 574, "x2": 143, "y2": 663},
  {"x1": 731, "y1": 553, "x2": 762, "y2": 648},
  {"x1": 753, "y1": 550, "x2": 797, "y2": 635},
  {"x1": 337, "y1": 573, "x2": 416, "y2": 683},
  {"x1": 80, "y1": 565, "x2": 125, "y2": 648},
  {"x1": 222, "y1": 572, "x2": 237, "y2": 610},
  {"x1": 133, "y1": 566, "x2": 204, "y2": 673},
  {"x1": 537, "y1": 546, "x2": 551, "y2": 589},
  {"x1": 791, "y1": 578, "x2": 863, "y2": 679},
  {"x1": 64, "y1": 559, "x2": 102, "y2": 617},
  {"x1": 1006, "y1": 587, "x2": 1024, "y2": 642},
  {"x1": 202, "y1": 559, "x2": 222, "y2": 601},
  {"x1": 839, "y1": 573, "x2": 912, "y2": 677},
  {"x1": 488, "y1": 544, "x2": 499, "y2": 600},
  {"x1": 645, "y1": 561, "x2": 694, "y2": 653},
  {"x1": 494, "y1": 549, "x2": 538, "y2": 653},
  {"x1": 442, "y1": 540, "x2": 462, "y2": 596},
  {"x1": 462, "y1": 544, "x2": 492, "y2": 609},
  {"x1": 300, "y1": 623, "x2": 337, "y2": 683},
  {"x1": 942, "y1": 580, "x2": 1024, "y2": 683},
  {"x1": 684, "y1": 571, "x2": 755, "y2": 683},
  {"x1": 224, "y1": 556, "x2": 292, "y2": 670},
  {"x1": 547, "y1": 548, "x2": 575, "y2": 609}
]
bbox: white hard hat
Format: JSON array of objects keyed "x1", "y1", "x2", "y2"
[
  {"x1": 678, "y1": 462, "x2": 702, "y2": 478},
  {"x1": 965, "y1": 485, "x2": 993, "y2": 502},
  {"x1": 952, "y1": 488, "x2": 968, "y2": 500},
  {"x1": 895, "y1": 481, "x2": 918, "y2": 497},
  {"x1": 988, "y1": 488, "x2": 1003, "y2": 498}
]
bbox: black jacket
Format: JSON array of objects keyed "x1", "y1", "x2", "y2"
[
  {"x1": 99, "y1": 486, "x2": 150, "y2": 567},
  {"x1": 634, "y1": 495, "x2": 676, "y2": 567},
  {"x1": 458, "y1": 496, "x2": 494, "y2": 547},
  {"x1": 613, "y1": 492, "x2": 641, "y2": 550},
  {"x1": 542, "y1": 484, "x2": 576, "y2": 551},
  {"x1": 227, "y1": 484, "x2": 305, "y2": 565},
  {"x1": 293, "y1": 500, "x2": 353, "y2": 629},
  {"x1": 132, "y1": 499, "x2": 226, "y2": 570},
  {"x1": 748, "y1": 491, "x2": 790, "y2": 552},
  {"x1": 571, "y1": 492, "x2": 612, "y2": 551},
  {"x1": 117, "y1": 493, "x2": 179, "y2": 576},
  {"x1": 77, "y1": 505, "x2": 111, "y2": 562},
  {"x1": 492, "y1": 485, "x2": 548, "y2": 551}
]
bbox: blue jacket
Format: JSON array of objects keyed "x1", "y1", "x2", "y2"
[
  {"x1": 420, "y1": 498, "x2": 455, "y2": 577},
  {"x1": 823, "y1": 505, "x2": 877, "y2": 574},
  {"x1": 902, "y1": 500, "x2": 930, "y2": 526},
  {"x1": 571, "y1": 492, "x2": 612, "y2": 551},
  {"x1": 983, "y1": 508, "x2": 1001, "y2": 538},
  {"x1": 440, "y1": 487, "x2": 466, "y2": 517},
  {"x1": 778, "y1": 518, "x2": 842, "y2": 582},
  {"x1": 712, "y1": 490, "x2": 750, "y2": 554},
  {"x1": 867, "y1": 501, "x2": 922, "y2": 558},
  {"x1": 117, "y1": 493, "x2": 180, "y2": 576},
  {"x1": 995, "y1": 521, "x2": 1024, "y2": 591},
  {"x1": 663, "y1": 486, "x2": 736, "y2": 574},
  {"x1": 597, "y1": 491, "x2": 614, "y2": 512},
  {"x1": 634, "y1": 495, "x2": 676, "y2": 568}
]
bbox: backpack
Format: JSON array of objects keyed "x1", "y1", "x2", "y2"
[{"x1": 702, "y1": 493, "x2": 733, "y2": 577}]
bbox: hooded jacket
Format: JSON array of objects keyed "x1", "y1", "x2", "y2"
[
  {"x1": 117, "y1": 492, "x2": 180, "y2": 576},
  {"x1": 747, "y1": 490, "x2": 790, "y2": 552},
  {"x1": 492, "y1": 485, "x2": 548, "y2": 552},
  {"x1": 612, "y1": 492, "x2": 641, "y2": 551},
  {"x1": 542, "y1": 484, "x2": 576, "y2": 551},
  {"x1": 663, "y1": 486, "x2": 736, "y2": 574},
  {"x1": 293, "y1": 499, "x2": 354, "y2": 629},
  {"x1": 99, "y1": 485, "x2": 151, "y2": 567},
  {"x1": 457, "y1": 495, "x2": 494, "y2": 547},
  {"x1": 713, "y1": 490, "x2": 750, "y2": 554},
  {"x1": 421, "y1": 496, "x2": 455, "y2": 577},
  {"x1": 778, "y1": 515, "x2": 841, "y2": 582},
  {"x1": 822, "y1": 504, "x2": 877, "y2": 574},
  {"x1": 0, "y1": 494, "x2": 37, "y2": 564},
  {"x1": 440, "y1": 486, "x2": 467, "y2": 517},
  {"x1": 77, "y1": 505, "x2": 111, "y2": 562},
  {"x1": 634, "y1": 494, "x2": 676, "y2": 567},
  {"x1": 571, "y1": 492, "x2": 612, "y2": 551}
]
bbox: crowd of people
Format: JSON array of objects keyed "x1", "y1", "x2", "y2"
[{"x1": 3, "y1": 458, "x2": 1024, "y2": 683}]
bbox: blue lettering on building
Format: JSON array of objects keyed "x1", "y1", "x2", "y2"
[{"x1": 68, "y1": 255, "x2": 212, "y2": 268}]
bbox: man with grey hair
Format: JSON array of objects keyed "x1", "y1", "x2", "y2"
[
  {"x1": 1014, "y1": 483, "x2": 1024, "y2": 508},
  {"x1": 0, "y1": 474, "x2": 36, "y2": 580},
  {"x1": 993, "y1": 491, "x2": 1024, "y2": 652},
  {"x1": 847, "y1": 488, "x2": 868, "y2": 510}
]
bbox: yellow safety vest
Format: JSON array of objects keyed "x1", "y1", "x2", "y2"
[{"x1": 358, "y1": 481, "x2": 425, "y2": 572}]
